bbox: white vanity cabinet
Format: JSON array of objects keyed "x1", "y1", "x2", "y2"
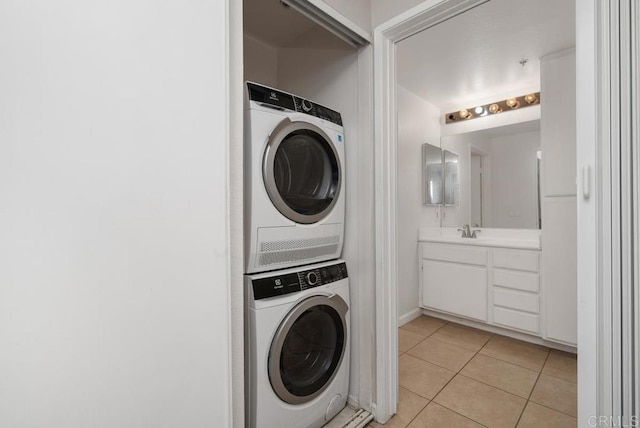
[
  {"x1": 420, "y1": 243, "x2": 489, "y2": 321},
  {"x1": 420, "y1": 241, "x2": 542, "y2": 338},
  {"x1": 491, "y1": 249, "x2": 541, "y2": 335}
]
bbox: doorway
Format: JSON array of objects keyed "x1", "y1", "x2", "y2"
[
  {"x1": 469, "y1": 148, "x2": 488, "y2": 227},
  {"x1": 373, "y1": 0, "x2": 578, "y2": 423}
]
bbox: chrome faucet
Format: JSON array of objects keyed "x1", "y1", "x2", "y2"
[
  {"x1": 458, "y1": 224, "x2": 472, "y2": 238},
  {"x1": 458, "y1": 224, "x2": 481, "y2": 238}
]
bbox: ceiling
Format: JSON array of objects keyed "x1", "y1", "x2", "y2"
[
  {"x1": 397, "y1": 0, "x2": 575, "y2": 111},
  {"x1": 243, "y1": 0, "x2": 351, "y2": 50}
]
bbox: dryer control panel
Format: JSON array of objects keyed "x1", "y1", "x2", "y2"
[
  {"x1": 247, "y1": 82, "x2": 343, "y2": 126},
  {"x1": 251, "y1": 262, "x2": 348, "y2": 300}
]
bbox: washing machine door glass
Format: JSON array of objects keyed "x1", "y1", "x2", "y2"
[
  {"x1": 269, "y1": 294, "x2": 348, "y2": 405},
  {"x1": 264, "y1": 119, "x2": 342, "y2": 224}
]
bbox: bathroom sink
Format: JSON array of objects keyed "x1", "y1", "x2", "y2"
[{"x1": 418, "y1": 227, "x2": 541, "y2": 250}]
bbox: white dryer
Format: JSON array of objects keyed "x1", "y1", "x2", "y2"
[
  {"x1": 245, "y1": 82, "x2": 345, "y2": 274},
  {"x1": 245, "y1": 259, "x2": 350, "y2": 428}
]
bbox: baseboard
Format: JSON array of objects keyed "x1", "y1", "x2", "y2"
[
  {"x1": 398, "y1": 307, "x2": 422, "y2": 326},
  {"x1": 422, "y1": 309, "x2": 577, "y2": 354}
]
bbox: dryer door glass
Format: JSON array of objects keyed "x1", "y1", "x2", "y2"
[
  {"x1": 265, "y1": 123, "x2": 342, "y2": 225},
  {"x1": 269, "y1": 298, "x2": 347, "y2": 404}
]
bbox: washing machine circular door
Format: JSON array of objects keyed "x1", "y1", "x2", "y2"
[
  {"x1": 263, "y1": 118, "x2": 342, "y2": 224},
  {"x1": 268, "y1": 294, "x2": 348, "y2": 404}
]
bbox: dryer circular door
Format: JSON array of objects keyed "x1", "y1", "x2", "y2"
[
  {"x1": 263, "y1": 118, "x2": 342, "y2": 224},
  {"x1": 268, "y1": 294, "x2": 348, "y2": 405}
]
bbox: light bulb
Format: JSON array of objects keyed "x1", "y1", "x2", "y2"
[
  {"x1": 506, "y1": 98, "x2": 519, "y2": 108},
  {"x1": 489, "y1": 103, "x2": 501, "y2": 114},
  {"x1": 474, "y1": 106, "x2": 484, "y2": 114},
  {"x1": 459, "y1": 109, "x2": 471, "y2": 119},
  {"x1": 524, "y1": 93, "x2": 537, "y2": 104}
]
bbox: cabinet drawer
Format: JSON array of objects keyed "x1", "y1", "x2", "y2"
[
  {"x1": 493, "y1": 307, "x2": 540, "y2": 334},
  {"x1": 422, "y1": 243, "x2": 488, "y2": 266},
  {"x1": 493, "y1": 288, "x2": 539, "y2": 313},
  {"x1": 422, "y1": 260, "x2": 488, "y2": 321},
  {"x1": 493, "y1": 269, "x2": 539, "y2": 293},
  {"x1": 493, "y1": 249, "x2": 539, "y2": 272}
]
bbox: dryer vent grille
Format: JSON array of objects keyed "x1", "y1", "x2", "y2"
[
  {"x1": 258, "y1": 243, "x2": 340, "y2": 266},
  {"x1": 260, "y1": 235, "x2": 340, "y2": 252}
]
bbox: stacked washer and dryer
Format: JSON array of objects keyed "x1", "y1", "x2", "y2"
[{"x1": 243, "y1": 82, "x2": 350, "y2": 428}]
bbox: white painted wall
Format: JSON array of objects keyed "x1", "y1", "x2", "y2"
[
  {"x1": 371, "y1": 0, "x2": 428, "y2": 28},
  {"x1": 244, "y1": 35, "x2": 279, "y2": 88},
  {"x1": 277, "y1": 46, "x2": 374, "y2": 407},
  {"x1": 318, "y1": 0, "x2": 372, "y2": 33},
  {"x1": 0, "y1": 1, "x2": 232, "y2": 427},
  {"x1": 396, "y1": 86, "x2": 441, "y2": 321},
  {"x1": 490, "y1": 131, "x2": 541, "y2": 229}
]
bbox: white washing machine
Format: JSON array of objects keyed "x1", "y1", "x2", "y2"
[
  {"x1": 245, "y1": 259, "x2": 350, "y2": 428},
  {"x1": 245, "y1": 82, "x2": 345, "y2": 274}
]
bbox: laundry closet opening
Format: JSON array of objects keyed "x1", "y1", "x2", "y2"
[{"x1": 241, "y1": 1, "x2": 375, "y2": 427}]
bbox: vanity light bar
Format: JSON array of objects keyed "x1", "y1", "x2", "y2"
[{"x1": 444, "y1": 92, "x2": 541, "y2": 124}]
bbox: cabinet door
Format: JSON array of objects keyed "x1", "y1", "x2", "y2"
[
  {"x1": 543, "y1": 197, "x2": 577, "y2": 344},
  {"x1": 541, "y1": 51, "x2": 577, "y2": 197},
  {"x1": 422, "y1": 260, "x2": 488, "y2": 321}
]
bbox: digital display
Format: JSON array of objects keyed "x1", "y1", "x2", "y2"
[{"x1": 252, "y1": 262, "x2": 348, "y2": 300}]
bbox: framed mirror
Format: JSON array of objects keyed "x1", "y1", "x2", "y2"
[{"x1": 440, "y1": 120, "x2": 541, "y2": 229}]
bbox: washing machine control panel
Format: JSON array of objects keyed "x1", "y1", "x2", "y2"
[
  {"x1": 247, "y1": 82, "x2": 343, "y2": 126},
  {"x1": 252, "y1": 262, "x2": 348, "y2": 300}
]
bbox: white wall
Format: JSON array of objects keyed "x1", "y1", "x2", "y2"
[
  {"x1": 396, "y1": 86, "x2": 441, "y2": 321},
  {"x1": 0, "y1": 1, "x2": 232, "y2": 427},
  {"x1": 243, "y1": 35, "x2": 279, "y2": 87},
  {"x1": 371, "y1": 0, "x2": 427, "y2": 28},
  {"x1": 490, "y1": 131, "x2": 540, "y2": 228},
  {"x1": 277, "y1": 45, "x2": 375, "y2": 408},
  {"x1": 319, "y1": 0, "x2": 372, "y2": 33}
]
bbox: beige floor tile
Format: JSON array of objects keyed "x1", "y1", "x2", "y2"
[
  {"x1": 430, "y1": 323, "x2": 493, "y2": 352},
  {"x1": 479, "y1": 335, "x2": 549, "y2": 371},
  {"x1": 530, "y1": 374, "x2": 577, "y2": 417},
  {"x1": 460, "y1": 354, "x2": 539, "y2": 398},
  {"x1": 367, "y1": 388, "x2": 430, "y2": 428},
  {"x1": 401, "y1": 316, "x2": 446, "y2": 337},
  {"x1": 542, "y1": 349, "x2": 577, "y2": 383},
  {"x1": 407, "y1": 337, "x2": 476, "y2": 372},
  {"x1": 434, "y1": 375, "x2": 526, "y2": 428},
  {"x1": 408, "y1": 402, "x2": 484, "y2": 428},
  {"x1": 399, "y1": 329, "x2": 426, "y2": 354},
  {"x1": 399, "y1": 354, "x2": 456, "y2": 400},
  {"x1": 517, "y1": 401, "x2": 577, "y2": 428}
]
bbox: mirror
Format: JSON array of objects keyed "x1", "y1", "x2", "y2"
[
  {"x1": 443, "y1": 150, "x2": 458, "y2": 206},
  {"x1": 422, "y1": 143, "x2": 443, "y2": 205},
  {"x1": 441, "y1": 120, "x2": 541, "y2": 229}
]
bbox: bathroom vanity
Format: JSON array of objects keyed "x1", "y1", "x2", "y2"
[{"x1": 418, "y1": 227, "x2": 576, "y2": 348}]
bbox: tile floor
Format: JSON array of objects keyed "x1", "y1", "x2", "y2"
[{"x1": 367, "y1": 315, "x2": 577, "y2": 428}]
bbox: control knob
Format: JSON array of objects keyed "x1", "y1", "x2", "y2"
[
  {"x1": 306, "y1": 271, "x2": 318, "y2": 286},
  {"x1": 301, "y1": 99, "x2": 313, "y2": 112}
]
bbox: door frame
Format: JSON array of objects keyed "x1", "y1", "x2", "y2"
[
  {"x1": 372, "y1": 0, "x2": 489, "y2": 422},
  {"x1": 374, "y1": 0, "x2": 606, "y2": 424}
]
